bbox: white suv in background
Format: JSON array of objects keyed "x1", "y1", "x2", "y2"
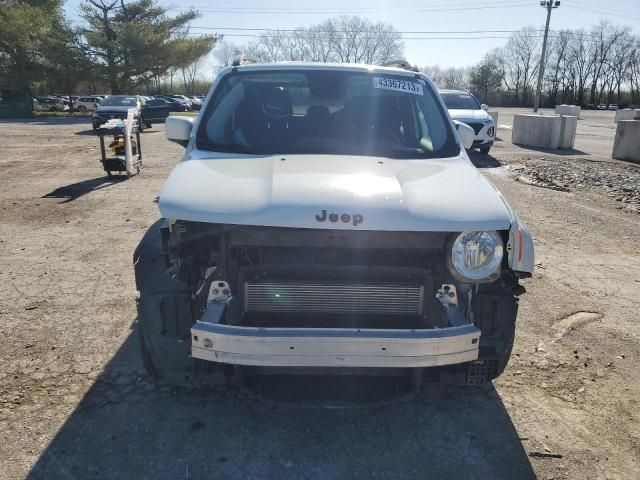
[
  {"x1": 73, "y1": 96, "x2": 102, "y2": 112},
  {"x1": 440, "y1": 89, "x2": 495, "y2": 154}
]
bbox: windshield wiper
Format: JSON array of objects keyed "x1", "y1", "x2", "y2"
[{"x1": 197, "y1": 140, "x2": 261, "y2": 155}]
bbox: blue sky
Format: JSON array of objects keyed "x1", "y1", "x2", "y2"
[{"x1": 65, "y1": 0, "x2": 640, "y2": 74}]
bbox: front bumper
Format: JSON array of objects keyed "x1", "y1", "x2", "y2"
[
  {"x1": 458, "y1": 120, "x2": 494, "y2": 148},
  {"x1": 191, "y1": 303, "x2": 481, "y2": 368},
  {"x1": 472, "y1": 123, "x2": 494, "y2": 147}
]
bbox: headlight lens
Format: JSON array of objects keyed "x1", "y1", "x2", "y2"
[{"x1": 450, "y1": 231, "x2": 503, "y2": 282}]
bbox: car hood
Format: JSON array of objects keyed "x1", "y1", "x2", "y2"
[
  {"x1": 94, "y1": 106, "x2": 139, "y2": 114},
  {"x1": 448, "y1": 109, "x2": 492, "y2": 123},
  {"x1": 159, "y1": 153, "x2": 512, "y2": 232}
]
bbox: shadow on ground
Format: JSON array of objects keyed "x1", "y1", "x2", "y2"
[
  {"x1": 74, "y1": 129, "x2": 98, "y2": 136},
  {"x1": 469, "y1": 151, "x2": 502, "y2": 168},
  {"x1": 513, "y1": 145, "x2": 591, "y2": 156},
  {"x1": 27, "y1": 328, "x2": 535, "y2": 480},
  {"x1": 42, "y1": 176, "x2": 126, "y2": 203}
]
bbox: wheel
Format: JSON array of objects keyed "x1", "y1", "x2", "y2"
[
  {"x1": 134, "y1": 221, "x2": 198, "y2": 386},
  {"x1": 145, "y1": 123, "x2": 152, "y2": 129},
  {"x1": 479, "y1": 145, "x2": 491, "y2": 154},
  {"x1": 106, "y1": 171, "x2": 113, "y2": 178},
  {"x1": 77, "y1": 105, "x2": 87, "y2": 113},
  {"x1": 138, "y1": 116, "x2": 145, "y2": 132}
]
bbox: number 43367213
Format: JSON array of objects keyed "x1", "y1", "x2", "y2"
[{"x1": 373, "y1": 76, "x2": 424, "y2": 95}]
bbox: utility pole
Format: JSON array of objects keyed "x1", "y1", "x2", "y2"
[{"x1": 533, "y1": 0, "x2": 561, "y2": 112}]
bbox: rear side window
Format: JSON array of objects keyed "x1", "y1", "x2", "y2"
[{"x1": 197, "y1": 69, "x2": 459, "y2": 159}]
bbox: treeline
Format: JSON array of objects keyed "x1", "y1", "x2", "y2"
[
  {"x1": 214, "y1": 16, "x2": 404, "y2": 66},
  {"x1": 0, "y1": 0, "x2": 218, "y2": 101},
  {"x1": 216, "y1": 20, "x2": 639, "y2": 109},
  {"x1": 425, "y1": 23, "x2": 640, "y2": 108},
  {"x1": 3, "y1": 3, "x2": 639, "y2": 109}
]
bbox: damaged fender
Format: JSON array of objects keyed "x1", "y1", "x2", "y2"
[{"x1": 507, "y1": 216, "x2": 534, "y2": 274}]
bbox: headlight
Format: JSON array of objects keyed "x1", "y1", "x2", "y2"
[{"x1": 449, "y1": 231, "x2": 503, "y2": 283}]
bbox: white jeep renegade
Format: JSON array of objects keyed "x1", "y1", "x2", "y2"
[{"x1": 134, "y1": 62, "x2": 533, "y2": 390}]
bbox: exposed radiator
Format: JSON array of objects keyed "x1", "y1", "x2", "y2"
[{"x1": 244, "y1": 282, "x2": 424, "y2": 315}]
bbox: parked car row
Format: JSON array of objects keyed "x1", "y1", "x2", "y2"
[
  {"x1": 34, "y1": 93, "x2": 205, "y2": 115},
  {"x1": 33, "y1": 96, "x2": 70, "y2": 112},
  {"x1": 91, "y1": 94, "x2": 204, "y2": 131}
]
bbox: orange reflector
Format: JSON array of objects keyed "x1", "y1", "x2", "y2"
[{"x1": 517, "y1": 226, "x2": 523, "y2": 262}]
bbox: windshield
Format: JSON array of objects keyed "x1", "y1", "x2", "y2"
[
  {"x1": 197, "y1": 70, "x2": 459, "y2": 158},
  {"x1": 100, "y1": 96, "x2": 138, "y2": 107},
  {"x1": 440, "y1": 92, "x2": 480, "y2": 110}
]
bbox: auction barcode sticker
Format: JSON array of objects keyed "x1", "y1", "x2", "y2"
[{"x1": 373, "y1": 77, "x2": 423, "y2": 95}]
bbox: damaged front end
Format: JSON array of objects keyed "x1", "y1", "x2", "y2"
[{"x1": 134, "y1": 219, "x2": 531, "y2": 388}]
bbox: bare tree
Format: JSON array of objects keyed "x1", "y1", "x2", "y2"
[
  {"x1": 421, "y1": 65, "x2": 445, "y2": 86},
  {"x1": 545, "y1": 30, "x2": 572, "y2": 105},
  {"x1": 241, "y1": 16, "x2": 403, "y2": 65},
  {"x1": 588, "y1": 22, "x2": 628, "y2": 104},
  {"x1": 213, "y1": 41, "x2": 243, "y2": 67},
  {"x1": 502, "y1": 27, "x2": 540, "y2": 106}
]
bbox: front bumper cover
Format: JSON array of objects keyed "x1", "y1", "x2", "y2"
[{"x1": 191, "y1": 303, "x2": 480, "y2": 368}]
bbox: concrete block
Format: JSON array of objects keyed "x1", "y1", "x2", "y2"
[
  {"x1": 614, "y1": 109, "x2": 640, "y2": 123},
  {"x1": 558, "y1": 115, "x2": 577, "y2": 149},
  {"x1": 512, "y1": 114, "x2": 561, "y2": 149},
  {"x1": 488, "y1": 110, "x2": 499, "y2": 126},
  {"x1": 555, "y1": 104, "x2": 581, "y2": 119},
  {"x1": 612, "y1": 120, "x2": 640, "y2": 163}
]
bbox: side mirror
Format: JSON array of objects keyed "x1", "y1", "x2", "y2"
[
  {"x1": 165, "y1": 116, "x2": 193, "y2": 147},
  {"x1": 453, "y1": 120, "x2": 475, "y2": 150},
  {"x1": 481, "y1": 103, "x2": 489, "y2": 110}
]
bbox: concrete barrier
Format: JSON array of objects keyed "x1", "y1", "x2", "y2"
[
  {"x1": 612, "y1": 120, "x2": 640, "y2": 163},
  {"x1": 488, "y1": 110, "x2": 499, "y2": 126},
  {"x1": 555, "y1": 104, "x2": 581, "y2": 119},
  {"x1": 512, "y1": 114, "x2": 562, "y2": 149},
  {"x1": 614, "y1": 109, "x2": 640, "y2": 123},
  {"x1": 558, "y1": 115, "x2": 577, "y2": 149}
]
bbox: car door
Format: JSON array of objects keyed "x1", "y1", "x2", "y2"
[{"x1": 143, "y1": 99, "x2": 171, "y2": 122}]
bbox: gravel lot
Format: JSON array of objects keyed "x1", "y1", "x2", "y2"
[{"x1": 1, "y1": 108, "x2": 639, "y2": 480}]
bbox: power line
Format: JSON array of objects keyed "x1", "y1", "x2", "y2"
[
  {"x1": 182, "y1": 26, "x2": 637, "y2": 41},
  {"x1": 563, "y1": 1, "x2": 640, "y2": 22},
  {"x1": 187, "y1": 26, "x2": 535, "y2": 34},
  {"x1": 69, "y1": 18, "x2": 635, "y2": 41},
  {"x1": 177, "y1": 0, "x2": 532, "y2": 13},
  {"x1": 181, "y1": 31, "x2": 587, "y2": 41},
  {"x1": 183, "y1": 0, "x2": 530, "y2": 9},
  {"x1": 172, "y1": 2, "x2": 535, "y2": 15}
]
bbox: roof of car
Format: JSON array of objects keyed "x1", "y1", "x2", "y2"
[
  {"x1": 225, "y1": 62, "x2": 424, "y2": 78},
  {"x1": 439, "y1": 89, "x2": 471, "y2": 95}
]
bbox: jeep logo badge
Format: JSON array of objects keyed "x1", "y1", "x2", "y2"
[{"x1": 315, "y1": 209, "x2": 363, "y2": 227}]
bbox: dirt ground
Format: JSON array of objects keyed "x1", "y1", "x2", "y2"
[{"x1": 1, "y1": 108, "x2": 639, "y2": 480}]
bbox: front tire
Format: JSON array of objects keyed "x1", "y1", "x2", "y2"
[
  {"x1": 134, "y1": 221, "x2": 198, "y2": 386},
  {"x1": 479, "y1": 145, "x2": 491, "y2": 154}
]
